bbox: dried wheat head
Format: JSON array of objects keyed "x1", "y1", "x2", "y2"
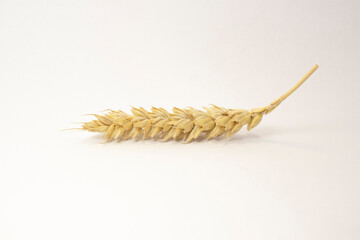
[{"x1": 80, "y1": 65, "x2": 318, "y2": 143}]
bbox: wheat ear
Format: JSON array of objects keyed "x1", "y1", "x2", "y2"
[{"x1": 81, "y1": 64, "x2": 318, "y2": 143}]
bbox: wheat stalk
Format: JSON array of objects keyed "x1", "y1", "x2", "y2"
[{"x1": 81, "y1": 65, "x2": 318, "y2": 143}]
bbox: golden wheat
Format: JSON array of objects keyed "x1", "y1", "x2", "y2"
[{"x1": 80, "y1": 65, "x2": 318, "y2": 142}]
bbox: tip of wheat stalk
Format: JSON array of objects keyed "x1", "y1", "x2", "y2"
[{"x1": 76, "y1": 64, "x2": 318, "y2": 143}]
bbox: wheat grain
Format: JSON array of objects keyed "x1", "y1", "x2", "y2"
[{"x1": 80, "y1": 64, "x2": 319, "y2": 142}]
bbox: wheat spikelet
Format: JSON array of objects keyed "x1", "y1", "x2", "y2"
[{"x1": 80, "y1": 65, "x2": 319, "y2": 143}]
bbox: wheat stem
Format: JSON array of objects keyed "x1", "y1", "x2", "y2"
[
  {"x1": 262, "y1": 64, "x2": 319, "y2": 115},
  {"x1": 280, "y1": 64, "x2": 319, "y2": 101}
]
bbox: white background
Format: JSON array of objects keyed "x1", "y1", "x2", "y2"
[{"x1": 1, "y1": 0, "x2": 360, "y2": 239}]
